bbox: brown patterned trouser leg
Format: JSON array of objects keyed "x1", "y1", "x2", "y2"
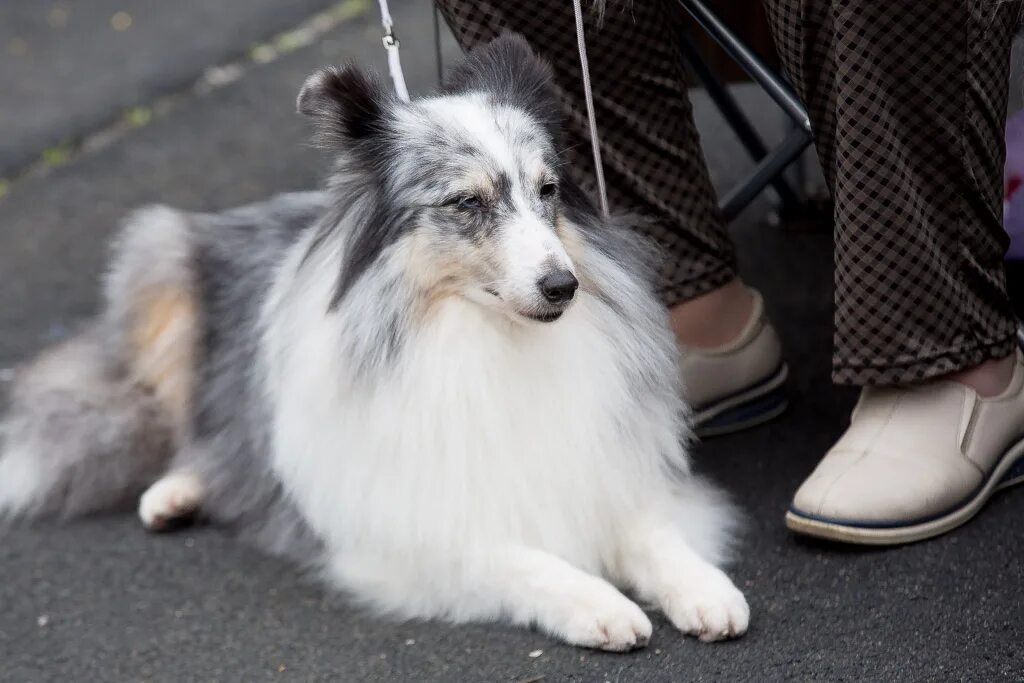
[
  {"x1": 763, "y1": 0, "x2": 1022, "y2": 385},
  {"x1": 435, "y1": 0, "x2": 736, "y2": 307},
  {"x1": 437, "y1": 0, "x2": 1022, "y2": 386}
]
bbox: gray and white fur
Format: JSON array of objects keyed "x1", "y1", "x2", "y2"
[{"x1": 0, "y1": 35, "x2": 748, "y2": 649}]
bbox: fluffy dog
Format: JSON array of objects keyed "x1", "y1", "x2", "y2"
[{"x1": 0, "y1": 36, "x2": 748, "y2": 649}]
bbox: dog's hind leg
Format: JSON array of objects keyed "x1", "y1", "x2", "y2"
[
  {"x1": 115, "y1": 206, "x2": 207, "y2": 531},
  {"x1": 138, "y1": 468, "x2": 204, "y2": 531},
  {"x1": 111, "y1": 206, "x2": 214, "y2": 532},
  {"x1": 137, "y1": 441, "x2": 213, "y2": 533},
  {"x1": 107, "y1": 205, "x2": 199, "y2": 444},
  {"x1": 125, "y1": 286, "x2": 196, "y2": 442}
]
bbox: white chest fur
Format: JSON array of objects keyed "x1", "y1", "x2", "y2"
[{"x1": 262, "y1": 258, "x2": 686, "y2": 574}]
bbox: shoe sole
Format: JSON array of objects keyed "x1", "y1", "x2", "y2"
[
  {"x1": 692, "y1": 364, "x2": 789, "y2": 438},
  {"x1": 785, "y1": 436, "x2": 1024, "y2": 545}
]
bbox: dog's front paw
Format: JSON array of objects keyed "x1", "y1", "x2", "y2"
[
  {"x1": 558, "y1": 584, "x2": 652, "y2": 652},
  {"x1": 662, "y1": 568, "x2": 749, "y2": 642}
]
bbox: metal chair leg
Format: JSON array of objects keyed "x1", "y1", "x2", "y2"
[
  {"x1": 677, "y1": 31, "x2": 802, "y2": 213},
  {"x1": 676, "y1": 0, "x2": 815, "y2": 220},
  {"x1": 719, "y1": 127, "x2": 810, "y2": 220},
  {"x1": 677, "y1": 0, "x2": 810, "y2": 132}
]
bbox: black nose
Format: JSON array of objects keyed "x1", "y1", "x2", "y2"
[{"x1": 538, "y1": 269, "x2": 579, "y2": 304}]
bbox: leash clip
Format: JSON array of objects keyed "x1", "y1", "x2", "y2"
[{"x1": 376, "y1": 0, "x2": 409, "y2": 101}]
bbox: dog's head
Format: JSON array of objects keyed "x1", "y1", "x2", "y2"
[{"x1": 298, "y1": 34, "x2": 583, "y2": 324}]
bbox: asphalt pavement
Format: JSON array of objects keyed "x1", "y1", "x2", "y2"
[{"x1": 1, "y1": 2, "x2": 1022, "y2": 681}]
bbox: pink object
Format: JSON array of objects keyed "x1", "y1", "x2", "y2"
[{"x1": 1003, "y1": 110, "x2": 1024, "y2": 259}]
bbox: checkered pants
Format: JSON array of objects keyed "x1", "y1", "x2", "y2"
[{"x1": 436, "y1": 0, "x2": 1022, "y2": 385}]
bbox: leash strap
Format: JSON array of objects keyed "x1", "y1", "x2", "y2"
[
  {"x1": 377, "y1": 0, "x2": 410, "y2": 101},
  {"x1": 572, "y1": 0, "x2": 610, "y2": 217}
]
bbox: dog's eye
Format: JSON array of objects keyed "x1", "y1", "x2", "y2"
[
  {"x1": 448, "y1": 195, "x2": 483, "y2": 211},
  {"x1": 539, "y1": 182, "x2": 558, "y2": 198}
]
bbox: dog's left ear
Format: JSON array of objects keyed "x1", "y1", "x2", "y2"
[
  {"x1": 297, "y1": 65, "x2": 392, "y2": 148},
  {"x1": 442, "y1": 33, "x2": 561, "y2": 136}
]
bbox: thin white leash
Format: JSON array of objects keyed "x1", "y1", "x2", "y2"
[
  {"x1": 377, "y1": 0, "x2": 410, "y2": 101},
  {"x1": 377, "y1": 0, "x2": 609, "y2": 217},
  {"x1": 571, "y1": 0, "x2": 610, "y2": 217}
]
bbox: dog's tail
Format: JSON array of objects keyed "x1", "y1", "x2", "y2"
[
  {"x1": 0, "y1": 206, "x2": 197, "y2": 520},
  {"x1": 0, "y1": 328, "x2": 177, "y2": 519}
]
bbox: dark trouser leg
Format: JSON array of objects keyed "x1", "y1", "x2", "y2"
[
  {"x1": 764, "y1": 0, "x2": 1022, "y2": 385},
  {"x1": 435, "y1": 0, "x2": 736, "y2": 306}
]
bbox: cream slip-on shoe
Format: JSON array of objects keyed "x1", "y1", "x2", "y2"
[
  {"x1": 680, "y1": 288, "x2": 788, "y2": 437},
  {"x1": 786, "y1": 350, "x2": 1024, "y2": 545}
]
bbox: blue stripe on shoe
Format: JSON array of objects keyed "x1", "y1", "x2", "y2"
[
  {"x1": 788, "y1": 445, "x2": 1024, "y2": 530},
  {"x1": 694, "y1": 386, "x2": 788, "y2": 437},
  {"x1": 786, "y1": 500, "x2": 983, "y2": 531},
  {"x1": 691, "y1": 363, "x2": 786, "y2": 413},
  {"x1": 999, "y1": 455, "x2": 1024, "y2": 485}
]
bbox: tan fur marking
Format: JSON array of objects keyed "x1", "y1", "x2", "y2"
[
  {"x1": 463, "y1": 170, "x2": 498, "y2": 202},
  {"x1": 555, "y1": 215, "x2": 593, "y2": 293},
  {"x1": 130, "y1": 288, "x2": 196, "y2": 439},
  {"x1": 555, "y1": 215, "x2": 585, "y2": 261},
  {"x1": 401, "y1": 233, "x2": 479, "y2": 318}
]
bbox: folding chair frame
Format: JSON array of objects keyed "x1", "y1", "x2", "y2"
[{"x1": 677, "y1": 0, "x2": 814, "y2": 221}]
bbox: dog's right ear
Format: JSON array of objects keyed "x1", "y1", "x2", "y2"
[
  {"x1": 442, "y1": 34, "x2": 561, "y2": 138},
  {"x1": 297, "y1": 65, "x2": 391, "y2": 147}
]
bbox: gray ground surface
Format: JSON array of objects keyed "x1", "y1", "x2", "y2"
[
  {"x1": 0, "y1": 0, "x2": 368, "y2": 177},
  {"x1": 1, "y1": 2, "x2": 1022, "y2": 681}
]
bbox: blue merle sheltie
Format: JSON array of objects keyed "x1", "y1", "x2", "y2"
[{"x1": 0, "y1": 35, "x2": 748, "y2": 649}]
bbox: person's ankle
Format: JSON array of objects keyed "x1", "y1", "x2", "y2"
[
  {"x1": 669, "y1": 279, "x2": 754, "y2": 349},
  {"x1": 945, "y1": 353, "x2": 1016, "y2": 397}
]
